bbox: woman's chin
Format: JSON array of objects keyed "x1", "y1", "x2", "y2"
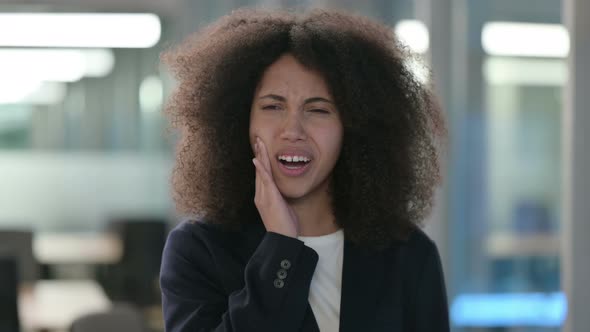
[{"x1": 277, "y1": 185, "x2": 309, "y2": 202}]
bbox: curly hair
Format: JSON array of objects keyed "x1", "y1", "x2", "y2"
[{"x1": 162, "y1": 8, "x2": 447, "y2": 250}]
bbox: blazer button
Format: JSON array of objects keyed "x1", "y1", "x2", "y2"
[
  {"x1": 274, "y1": 279, "x2": 284, "y2": 288},
  {"x1": 277, "y1": 269, "x2": 288, "y2": 279},
  {"x1": 280, "y1": 259, "x2": 291, "y2": 269}
]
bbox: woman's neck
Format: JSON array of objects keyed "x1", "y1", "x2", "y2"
[{"x1": 287, "y1": 187, "x2": 339, "y2": 237}]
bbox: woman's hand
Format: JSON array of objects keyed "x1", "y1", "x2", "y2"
[{"x1": 252, "y1": 137, "x2": 299, "y2": 238}]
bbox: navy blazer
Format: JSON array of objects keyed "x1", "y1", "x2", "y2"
[{"x1": 160, "y1": 220, "x2": 450, "y2": 332}]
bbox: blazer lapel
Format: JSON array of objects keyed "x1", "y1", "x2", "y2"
[
  {"x1": 339, "y1": 238, "x2": 384, "y2": 332},
  {"x1": 301, "y1": 303, "x2": 320, "y2": 332}
]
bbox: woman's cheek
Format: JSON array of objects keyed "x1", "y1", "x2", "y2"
[{"x1": 248, "y1": 130, "x2": 258, "y2": 149}]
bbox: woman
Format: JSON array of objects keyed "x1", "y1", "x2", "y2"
[{"x1": 160, "y1": 7, "x2": 449, "y2": 332}]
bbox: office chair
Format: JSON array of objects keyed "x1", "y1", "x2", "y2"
[
  {"x1": 0, "y1": 229, "x2": 39, "y2": 282},
  {"x1": 70, "y1": 303, "x2": 146, "y2": 332},
  {"x1": 0, "y1": 257, "x2": 20, "y2": 332},
  {"x1": 97, "y1": 217, "x2": 167, "y2": 307}
]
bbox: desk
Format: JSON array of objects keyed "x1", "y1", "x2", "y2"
[
  {"x1": 33, "y1": 232, "x2": 123, "y2": 265},
  {"x1": 19, "y1": 280, "x2": 111, "y2": 331}
]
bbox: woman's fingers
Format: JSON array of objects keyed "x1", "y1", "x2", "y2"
[
  {"x1": 253, "y1": 157, "x2": 272, "y2": 186},
  {"x1": 253, "y1": 158, "x2": 261, "y2": 198},
  {"x1": 252, "y1": 148, "x2": 298, "y2": 238}
]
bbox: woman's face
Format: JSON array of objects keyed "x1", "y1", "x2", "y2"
[{"x1": 249, "y1": 53, "x2": 343, "y2": 201}]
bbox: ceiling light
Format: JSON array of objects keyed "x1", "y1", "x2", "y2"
[
  {"x1": 0, "y1": 49, "x2": 114, "y2": 82},
  {"x1": 0, "y1": 13, "x2": 161, "y2": 48},
  {"x1": 0, "y1": 80, "x2": 66, "y2": 105},
  {"x1": 395, "y1": 20, "x2": 430, "y2": 54},
  {"x1": 482, "y1": 22, "x2": 569, "y2": 58}
]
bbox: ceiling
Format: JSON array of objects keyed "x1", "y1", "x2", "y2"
[{"x1": 0, "y1": 0, "x2": 183, "y2": 18}]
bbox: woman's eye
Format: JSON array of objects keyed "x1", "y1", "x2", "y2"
[
  {"x1": 309, "y1": 108, "x2": 329, "y2": 114},
  {"x1": 262, "y1": 105, "x2": 282, "y2": 111}
]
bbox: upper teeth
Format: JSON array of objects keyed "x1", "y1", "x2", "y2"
[{"x1": 278, "y1": 155, "x2": 310, "y2": 162}]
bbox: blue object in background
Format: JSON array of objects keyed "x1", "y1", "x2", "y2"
[
  {"x1": 513, "y1": 200, "x2": 553, "y2": 234},
  {"x1": 451, "y1": 292, "x2": 567, "y2": 327},
  {"x1": 490, "y1": 257, "x2": 560, "y2": 293}
]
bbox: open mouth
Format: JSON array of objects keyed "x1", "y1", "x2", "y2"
[
  {"x1": 277, "y1": 156, "x2": 311, "y2": 169},
  {"x1": 276, "y1": 155, "x2": 312, "y2": 176}
]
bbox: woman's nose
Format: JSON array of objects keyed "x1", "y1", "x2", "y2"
[{"x1": 279, "y1": 113, "x2": 306, "y2": 142}]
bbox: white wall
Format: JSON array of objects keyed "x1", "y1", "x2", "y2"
[{"x1": 0, "y1": 152, "x2": 174, "y2": 231}]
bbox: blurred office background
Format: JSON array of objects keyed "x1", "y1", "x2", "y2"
[{"x1": 0, "y1": 0, "x2": 588, "y2": 331}]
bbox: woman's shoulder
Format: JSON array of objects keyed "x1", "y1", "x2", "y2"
[
  {"x1": 167, "y1": 219, "x2": 213, "y2": 243},
  {"x1": 404, "y1": 227, "x2": 439, "y2": 255},
  {"x1": 162, "y1": 220, "x2": 209, "y2": 257},
  {"x1": 167, "y1": 219, "x2": 229, "y2": 245},
  {"x1": 171, "y1": 219, "x2": 222, "y2": 234},
  {"x1": 377, "y1": 225, "x2": 438, "y2": 251},
  {"x1": 382, "y1": 226, "x2": 442, "y2": 271},
  {"x1": 169, "y1": 218, "x2": 239, "y2": 237},
  {"x1": 165, "y1": 218, "x2": 265, "y2": 254},
  {"x1": 395, "y1": 227, "x2": 445, "y2": 284}
]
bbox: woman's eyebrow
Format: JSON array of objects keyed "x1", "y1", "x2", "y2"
[
  {"x1": 259, "y1": 94, "x2": 286, "y2": 102},
  {"x1": 258, "y1": 94, "x2": 333, "y2": 104},
  {"x1": 303, "y1": 97, "x2": 334, "y2": 105}
]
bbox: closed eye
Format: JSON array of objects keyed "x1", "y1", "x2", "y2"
[
  {"x1": 262, "y1": 105, "x2": 282, "y2": 111},
  {"x1": 309, "y1": 109, "x2": 330, "y2": 114}
]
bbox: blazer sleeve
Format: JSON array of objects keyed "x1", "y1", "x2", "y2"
[
  {"x1": 411, "y1": 238, "x2": 450, "y2": 332},
  {"x1": 160, "y1": 225, "x2": 319, "y2": 332}
]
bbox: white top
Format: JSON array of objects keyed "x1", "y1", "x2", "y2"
[{"x1": 298, "y1": 229, "x2": 344, "y2": 332}]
